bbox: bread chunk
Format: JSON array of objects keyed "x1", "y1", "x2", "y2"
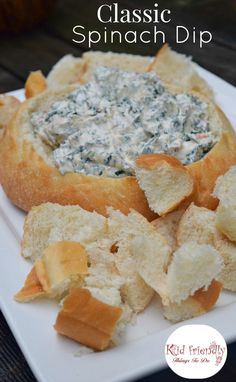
[
  {"x1": 163, "y1": 280, "x2": 222, "y2": 322},
  {"x1": 54, "y1": 288, "x2": 122, "y2": 351},
  {"x1": 166, "y1": 242, "x2": 223, "y2": 304},
  {"x1": 177, "y1": 203, "x2": 216, "y2": 247},
  {"x1": 151, "y1": 209, "x2": 184, "y2": 253},
  {"x1": 21, "y1": 203, "x2": 107, "y2": 261},
  {"x1": 15, "y1": 241, "x2": 88, "y2": 301},
  {"x1": 214, "y1": 166, "x2": 236, "y2": 242},
  {"x1": 214, "y1": 231, "x2": 236, "y2": 292},
  {"x1": 135, "y1": 154, "x2": 194, "y2": 216}
]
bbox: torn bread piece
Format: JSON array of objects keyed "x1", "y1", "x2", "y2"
[
  {"x1": 135, "y1": 154, "x2": 194, "y2": 216},
  {"x1": 176, "y1": 202, "x2": 236, "y2": 291},
  {"x1": 107, "y1": 209, "x2": 161, "y2": 312},
  {"x1": 166, "y1": 242, "x2": 223, "y2": 304},
  {"x1": 21, "y1": 203, "x2": 107, "y2": 261},
  {"x1": 25, "y1": 71, "x2": 47, "y2": 98},
  {"x1": 14, "y1": 267, "x2": 45, "y2": 302},
  {"x1": 148, "y1": 44, "x2": 213, "y2": 99},
  {"x1": 131, "y1": 234, "x2": 172, "y2": 304},
  {"x1": 85, "y1": 286, "x2": 133, "y2": 346},
  {"x1": 163, "y1": 280, "x2": 222, "y2": 322},
  {"x1": 132, "y1": 237, "x2": 222, "y2": 304},
  {"x1": 213, "y1": 166, "x2": 236, "y2": 242},
  {"x1": 20, "y1": 202, "x2": 155, "y2": 313},
  {"x1": 0, "y1": 95, "x2": 20, "y2": 131},
  {"x1": 54, "y1": 288, "x2": 123, "y2": 351},
  {"x1": 177, "y1": 203, "x2": 216, "y2": 247},
  {"x1": 132, "y1": 237, "x2": 223, "y2": 321},
  {"x1": 151, "y1": 209, "x2": 184, "y2": 252},
  {"x1": 47, "y1": 55, "x2": 85, "y2": 88},
  {"x1": 213, "y1": 165, "x2": 236, "y2": 205},
  {"x1": 214, "y1": 231, "x2": 236, "y2": 292},
  {"x1": 15, "y1": 241, "x2": 88, "y2": 301}
]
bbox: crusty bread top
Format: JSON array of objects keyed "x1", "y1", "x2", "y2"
[{"x1": 136, "y1": 153, "x2": 186, "y2": 170}]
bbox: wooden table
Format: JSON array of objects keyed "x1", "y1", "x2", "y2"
[{"x1": 0, "y1": 0, "x2": 235, "y2": 381}]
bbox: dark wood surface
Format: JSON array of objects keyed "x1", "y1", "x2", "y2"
[{"x1": 0, "y1": 0, "x2": 235, "y2": 381}]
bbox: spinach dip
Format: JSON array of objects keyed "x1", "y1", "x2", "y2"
[{"x1": 31, "y1": 67, "x2": 218, "y2": 177}]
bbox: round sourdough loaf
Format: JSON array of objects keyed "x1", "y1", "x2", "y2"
[{"x1": 0, "y1": 85, "x2": 235, "y2": 218}]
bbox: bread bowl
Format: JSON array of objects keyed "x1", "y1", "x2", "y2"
[{"x1": 0, "y1": 64, "x2": 236, "y2": 217}]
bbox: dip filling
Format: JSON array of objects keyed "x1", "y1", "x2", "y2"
[{"x1": 31, "y1": 67, "x2": 218, "y2": 177}]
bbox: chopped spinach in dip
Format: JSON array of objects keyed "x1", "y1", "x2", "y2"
[{"x1": 31, "y1": 67, "x2": 218, "y2": 177}]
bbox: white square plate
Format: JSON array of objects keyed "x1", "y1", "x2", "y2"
[{"x1": 1, "y1": 66, "x2": 236, "y2": 382}]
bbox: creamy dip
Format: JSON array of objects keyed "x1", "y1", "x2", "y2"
[{"x1": 31, "y1": 67, "x2": 218, "y2": 177}]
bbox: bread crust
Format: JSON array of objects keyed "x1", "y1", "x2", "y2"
[
  {"x1": 136, "y1": 153, "x2": 187, "y2": 170},
  {"x1": 187, "y1": 106, "x2": 236, "y2": 209},
  {"x1": 135, "y1": 154, "x2": 194, "y2": 215},
  {"x1": 54, "y1": 288, "x2": 122, "y2": 351},
  {"x1": 0, "y1": 87, "x2": 236, "y2": 217},
  {"x1": 25, "y1": 70, "x2": 47, "y2": 99}
]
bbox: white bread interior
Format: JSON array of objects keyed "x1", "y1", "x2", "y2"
[
  {"x1": 177, "y1": 203, "x2": 216, "y2": 247},
  {"x1": 213, "y1": 165, "x2": 236, "y2": 205},
  {"x1": 163, "y1": 279, "x2": 222, "y2": 322},
  {"x1": 177, "y1": 202, "x2": 236, "y2": 292},
  {"x1": 214, "y1": 166, "x2": 236, "y2": 242},
  {"x1": 18, "y1": 201, "x2": 224, "y2": 338},
  {"x1": 15, "y1": 241, "x2": 88, "y2": 301},
  {"x1": 21, "y1": 202, "x2": 107, "y2": 261},
  {"x1": 46, "y1": 46, "x2": 213, "y2": 101},
  {"x1": 132, "y1": 237, "x2": 222, "y2": 307},
  {"x1": 166, "y1": 242, "x2": 222, "y2": 303},
  {"x1": 148, "y1": 44, "x2": 213, "y2": 99},
  {"x1": 21, "y1": 203, "x2": 155, "y2": 313},
  {"x1": 107, "y1": 208, "x2": 162, "y2": 312},
  {"x1": 47, "y1": 55, "x2": 85, "y2": 88},
  {"x1": 151, "y1": 210, "x2": 184, "y2": 253},
  {"x1": 214, "y1": 230, "x2": 236, "y2": 292},
  {"x1": 135, "y1": 154, "x2": 194, "y2": 216}
]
